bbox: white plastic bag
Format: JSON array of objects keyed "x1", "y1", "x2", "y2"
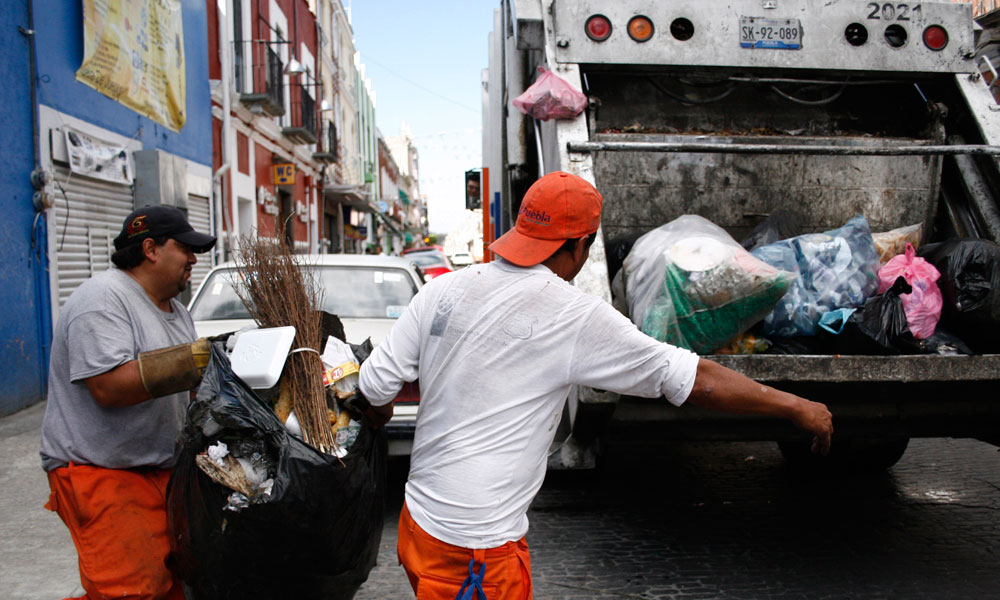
[{"x1": 616, "y1": 215, "x2": 795, "y2": 354}]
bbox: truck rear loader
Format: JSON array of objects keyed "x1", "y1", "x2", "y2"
[{"x1": 482, "y1": 0, "x2": 1000, "y2": 470}]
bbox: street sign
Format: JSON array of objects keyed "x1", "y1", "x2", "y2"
[{"x1": 273, "y1": 163, "x2": 296, "y2": 185}]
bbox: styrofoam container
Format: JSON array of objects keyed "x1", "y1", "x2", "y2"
[{"x1": 230, "y1": 326, "x2": 296, "y2": 388}]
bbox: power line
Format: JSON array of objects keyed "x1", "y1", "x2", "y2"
[{"x1": 361, "y1": 56, "x2": 479, "y2": 114}]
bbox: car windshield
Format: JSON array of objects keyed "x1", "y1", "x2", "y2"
[
  {"x1": 407, "y1": 252, "x2": 447, "y2": 268},
  {"x1": 189, "y1": 265, "x2": 419, "y2": 320}
]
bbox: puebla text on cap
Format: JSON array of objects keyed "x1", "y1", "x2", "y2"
[
  {"x1": 114, "y1": 205, "x2": 217, "y2": 253},
  {"x1": 489, "y1": 171, "x2": 603, "y2": 267}
]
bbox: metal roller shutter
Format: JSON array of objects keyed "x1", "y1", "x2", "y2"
[
  {"x1": 50, "y1": 166, "x2": 134, "y2": 309},
  {"x1": 186, "y1": 194, "x2": 214, "y2": 293}
]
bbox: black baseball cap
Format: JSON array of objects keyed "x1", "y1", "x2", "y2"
[{"x1": 114, "y1": 205, "x2": 217, "y2": 253}]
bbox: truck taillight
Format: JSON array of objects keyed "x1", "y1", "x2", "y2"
[
  {"x1": 628, "y1": 16, "x2": 654, "y2": 42},
  {"x1": 923, "y1": 25, "x2": 948, "y2": 51},
  {"x1": 585, "y1": 15, "x2": 612, "y2": 42}
]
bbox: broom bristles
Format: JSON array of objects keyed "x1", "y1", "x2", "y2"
[{"x1": 233, "y1": 234, "x2": 337, "y2": 452}]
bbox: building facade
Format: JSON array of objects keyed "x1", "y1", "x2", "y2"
[
  {"x1": 0, "y1": 0, "x2": 213, "y2": 415},
  {"x1": 207, "y1": 0, "x2": 327, "y2": 257}
]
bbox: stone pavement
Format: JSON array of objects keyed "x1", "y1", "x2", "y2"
[{"x1": 4, "y1": 401, "x2": 1000, "y2": 599}]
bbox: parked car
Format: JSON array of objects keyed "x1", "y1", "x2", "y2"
[
  {"x1": 187, "y1": 254, "x2": 422, "y2": 456},
  {"x1": 449, "y1": 251, "x2": 475, "y2": 267},
  {"x1": 402, "y1": 246, "x2": 453, "y2": 280}
]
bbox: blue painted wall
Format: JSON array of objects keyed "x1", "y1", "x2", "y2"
[
  {"x1": 0, "y1": 1, "x2": 53, "y2": 415},
  {"x1": 0, "y1": 0, "x2": 212, "y2": 415},
  {"x1": 32, "y1": 0, "x2": 212, "y2": 165}
]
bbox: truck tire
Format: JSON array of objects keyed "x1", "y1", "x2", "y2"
[{"x1": 777, "y1": 437, "x2": 910, "y2": 472}]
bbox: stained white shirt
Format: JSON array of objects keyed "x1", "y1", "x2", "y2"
[{"x1": 360, "y1": 259, "x2": 699, "y2": 549}]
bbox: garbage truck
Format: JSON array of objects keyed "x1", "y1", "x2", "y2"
[{"x1": 481, "y1": 0, "x2": 1000, "y2": 469}]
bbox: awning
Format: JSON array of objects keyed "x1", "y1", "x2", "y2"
[
  {"x1": 324, "y1": 184, "x2": 371, "y2": 210},
  {"x1": 375, "y1": 211, "x2": 405, "y2": 236}
]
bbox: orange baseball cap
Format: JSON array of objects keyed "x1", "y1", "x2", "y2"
[{"x1": 489, "y1": 171, "x2": 603, "y2": 266}]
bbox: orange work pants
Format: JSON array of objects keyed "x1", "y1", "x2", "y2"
[
  {"x1": 397, "y1": 502, "x2": 533, "y2": 600},
  {"x1": 45, "y1": 463, "x2": 185, "y2": 600}
]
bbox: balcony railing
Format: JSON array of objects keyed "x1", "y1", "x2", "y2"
[
  {"x1": 313, "y1": 122, "x2": 338, "y2": 164},
  {"x1": 283, "y1": 84, "x2": 317, "y2": 145},
  {"x1": 238, "y1": 43, "x2": 285, "y2": 117}
]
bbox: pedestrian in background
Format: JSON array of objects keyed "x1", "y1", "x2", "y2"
[
  {"x1": 40, "y1": 206, "x2": 216, "y2": 600},
  {"x1": 359, "y1": 171, "x2": 833, "y2": 600}
]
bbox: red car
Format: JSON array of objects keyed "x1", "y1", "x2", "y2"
[{"x1": 403, "y1": 247, "x2": 453, "y2": 280}]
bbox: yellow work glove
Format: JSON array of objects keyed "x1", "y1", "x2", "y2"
[{"x1": 137, "y1": 338, "x2": 212, "y2": 398}]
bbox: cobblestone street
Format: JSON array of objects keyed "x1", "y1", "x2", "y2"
[
  {"x1": 4, "y1": 401, "x2": 998, "y2": 600},
  {"x1": 356, "y1": 437, "x2": 1000, "y2": 599}
]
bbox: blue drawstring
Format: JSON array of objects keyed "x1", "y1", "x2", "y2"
[{"x1": 455, "y1": 558, "x2": 487, "y2": 600}]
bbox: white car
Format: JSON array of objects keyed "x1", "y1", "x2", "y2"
[
  {"x1": 188, "y1": 254, "x2": 423, "y2": 456},
  {"x1": 449, "y1": 251, "x2": 475, "y2": 267}
]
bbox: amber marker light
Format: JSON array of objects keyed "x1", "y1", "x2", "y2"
[
  {"x1": 628, "y1": 15, "x2": 654, "y2": 42},
  {"x1": 923, "y1": 25, "x2": 948, "y2": 51},
  {"x1": 585, "y1": 14, "x2": 612, "y2": 42}
]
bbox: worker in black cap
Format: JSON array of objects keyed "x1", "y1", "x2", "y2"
[{"x1": 41, "y1": 205, "x2": 217, "y2": 600}]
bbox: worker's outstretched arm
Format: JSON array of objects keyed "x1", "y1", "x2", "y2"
[{"x1": 686, "y1": 358, "x2": 833, "y2": 455}]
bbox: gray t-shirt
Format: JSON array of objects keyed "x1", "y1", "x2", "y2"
[{"x1": 40, "y1": 268, "x2": 196, "y2": 471}]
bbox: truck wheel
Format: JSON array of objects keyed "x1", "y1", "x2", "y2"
[{"x1": 777, "y1": 437, "x2": 910, "y2": 472}]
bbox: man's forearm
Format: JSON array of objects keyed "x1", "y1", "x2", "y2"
[
  {"x1": 84, "y1": 360, "x2": 152, "y2": 408},
  {"x1": 686, "y1": 359, "x2": 799, "y2": 418},
  {"x1": 685, "y1": 358, "x2": 833, "y2": 453}
]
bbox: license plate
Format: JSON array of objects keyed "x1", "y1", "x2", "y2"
[{"x1": 739, "y1": 17, "x2": 802, "y2": 50}]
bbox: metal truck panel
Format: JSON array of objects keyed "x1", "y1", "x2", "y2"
[{"x1": 551, "y1": 0, "x2": 976, "y2": 73}]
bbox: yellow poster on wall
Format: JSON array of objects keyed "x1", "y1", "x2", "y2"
[{"x1": 76, "y1": 0, "x2": 186, "y2": 132}]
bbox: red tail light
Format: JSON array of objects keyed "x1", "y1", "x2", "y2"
[
  {"x1": 395, "y1": 380, "x2": 421, "y2": 405},
  {"x1": 585, "y1": 15, "x2": 612, "y2": 42},
  {"x1": 923, "y1": 25, "x2": 948, "y2": 51}
]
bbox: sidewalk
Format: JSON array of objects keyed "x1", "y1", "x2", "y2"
[{"x1": 0, "y1": 402, "x2": 83, "y2": 600}]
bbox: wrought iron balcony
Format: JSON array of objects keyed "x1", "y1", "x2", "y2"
[
  {"x1": 239, "y1": 44, "x2": 285, "y2": 117},
  {"x1": 313, "y1": 122, "x2": 338, "y2": 164},
  {"x1": 283, "y1": 84, "x2": 317, "y2": 144}
]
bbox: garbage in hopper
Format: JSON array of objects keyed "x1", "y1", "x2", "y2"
[{"x1": 613, "y1": 215, "x2": 794, "y2": 354}]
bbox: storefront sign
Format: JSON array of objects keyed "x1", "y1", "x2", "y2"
[
  {"x1": 273, "y1": 163, "x2": 296, "y2": 185},
  {"x1": 77, "y1": 0, "x2": 187, "y2": 132},
  {"x1": 344, "y1": 224, "x2": 368, "y2": 240},
  {"x1": 64, "y1": 127, "x2": 133, "y2": 185}
]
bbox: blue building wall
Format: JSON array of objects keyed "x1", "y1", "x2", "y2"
[
  {"x1": 0, "y1": 0, "x2": 212, "y2": 416},
  {"x1": 0, "y1": 1, "x2": 53, "y2": 415},
  {"x1": 32, "y1": 0, "x2": 212, "y2": 165}
]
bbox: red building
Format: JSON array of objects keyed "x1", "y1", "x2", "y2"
[{"x1": 206, "y1": 0, "x2": 332, "y2": 255}]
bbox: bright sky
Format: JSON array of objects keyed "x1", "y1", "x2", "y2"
[{"x1": 348, "y1": 0, "x2": 497, "y2": 235}]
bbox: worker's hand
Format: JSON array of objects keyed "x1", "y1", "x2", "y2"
[
  {"x1": 344, "y1": 391, "x2": 393, "y2": 429},
  {"x1": 790, "y1": 397, "x2": 833, "y2": 455},
  {"x1": 137, "y1": 338, "x2": 212, "y2": 399}
]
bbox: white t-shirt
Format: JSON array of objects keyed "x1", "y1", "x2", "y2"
[{"x1": 359, "y1": 259, "x2": 699, "y2": 549}]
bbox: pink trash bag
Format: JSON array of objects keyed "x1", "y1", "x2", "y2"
[
  {"x1": 877, "y1": 243, "x2": 943, "y2": 339},
  {"x1": 512, "y1": 67, "x2": 587, "y2": 121}
]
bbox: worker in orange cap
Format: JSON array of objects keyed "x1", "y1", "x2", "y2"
[{"x1": 360, "y1": 171, "x2": 833, "y2": 600}]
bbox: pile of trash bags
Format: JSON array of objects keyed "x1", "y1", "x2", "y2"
[
  {"x1": 615, "y1": 211, "x2": 1000, "y2": 356},
  {"x1": 167, "y1": 340, "x2": 386, "y2": 600}
]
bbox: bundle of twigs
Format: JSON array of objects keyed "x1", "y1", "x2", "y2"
[{"x1": 233, "y1": 235, "x2": 337, "y2": 453}]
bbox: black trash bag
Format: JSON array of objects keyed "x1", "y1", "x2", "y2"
[
  {"x1": 167, "y1": 343, "x2": 386, "y2": 600},
  {"x1": 740, "y1": 209, "x2": 804, "y2": 252},
  {"x1": 918, "y1": 239, "x2": 1000, "y2": 352},
  {"x1": 917, "y1": 325, "x2": 975, "y2": 356},
  {"x1": 834, "y1": 277, "x2": 922, "y2": 355}
]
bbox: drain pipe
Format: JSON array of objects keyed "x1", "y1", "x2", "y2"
[
  {"x1": 213, "y1": 163, "x2": 231, "y2": 264},
  {"x1": 22, "y1": 0, "x2": 52, "y2": 394}
]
